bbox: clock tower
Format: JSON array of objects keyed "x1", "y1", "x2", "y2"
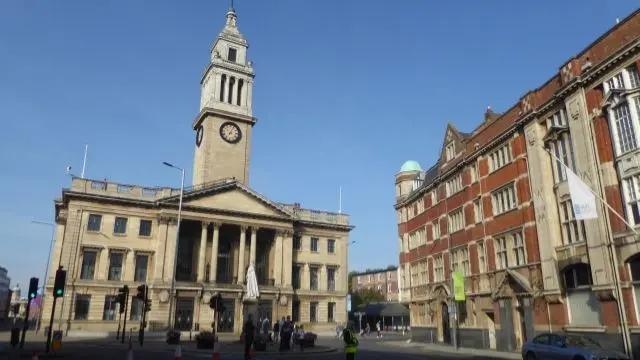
[{"x1": 192, "y1": 7, "x2": 255, "y2": 186}]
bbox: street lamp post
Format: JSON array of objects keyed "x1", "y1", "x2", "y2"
[
  {"x1": 346, "y1": 240, "x2": 355, "y2": 323},
  {"x1": 31, "y1": 220, "x2": 56, "y2": 333},
  {"x1": 163, "y1": 161, "x2": 185, "y2": 330}
]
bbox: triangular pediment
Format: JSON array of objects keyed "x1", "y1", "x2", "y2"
[
  {"x1": 491, "y1": 269, "x2": 533, "y2": 300},
  {"x1": 160, "y1": 181, "x2": 293, "y2": 219}
]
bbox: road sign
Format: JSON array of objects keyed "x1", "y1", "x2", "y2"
[{"x1": 51, "y1": 330, "x2": 63, "y2": 352}]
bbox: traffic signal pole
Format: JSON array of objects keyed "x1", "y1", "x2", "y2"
[
  {"x1": 20, "y1": 298, "x2": 32, "y2": 348},
  {"x1": 121, "y1": 290, "x2": 128, "y2": 344},
  {"x1": 45, "y1": 296, "x2": 58, "y2": 354}
]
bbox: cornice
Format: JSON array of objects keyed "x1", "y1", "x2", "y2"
[
  {"x1": 192, "y1": 107, "x2": 257, "y2": 129},
  {"x1": 294, "y1": 220, "x2": 354, "y2": 233}
]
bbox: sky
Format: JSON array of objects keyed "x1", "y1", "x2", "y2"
[{"x1": 0, "y1": 0, "x2": 637, "y2": 291}]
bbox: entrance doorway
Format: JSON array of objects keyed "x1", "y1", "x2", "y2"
[
  {"x1": 441, "y1": 302, "x2": 451, "y2": 344},
  {"x1": 174, "y1": 298, "x2": 194, "y2": 331}
]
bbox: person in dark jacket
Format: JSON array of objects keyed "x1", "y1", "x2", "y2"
[
  {"x1": 243, "y1": 315, "x2": 256, "y2": 360},
  {"x1": 273, "y1": 319, "x2": 280, "y2": 343}
]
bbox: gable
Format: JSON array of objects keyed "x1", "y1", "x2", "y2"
[
  {"x1": 184, "y1": 188, "x2": 290, "y2": 218},
  {"x1": 439, "y1": 123, "x2": 464, "y2": 164}
]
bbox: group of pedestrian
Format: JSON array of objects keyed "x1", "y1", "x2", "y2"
[{"x1": 242, "y1": 314, "x2": 297, "y2": 360}]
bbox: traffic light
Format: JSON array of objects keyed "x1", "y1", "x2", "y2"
[
  {"x1": 208, "y1": 293, "x2": 222, "y2": 310},
  {"x1": 136, "y1": 285, "x2": 147, "y2": 301},
  {"x1": 28, "y1": 278, "x2": 39, "y2": 301},
  {"x1": 53, "y1": 267, "x2": 67, "y2": 298},
  {"x1": 117, "y1": 286, "x2": 129, "y2": 314}
]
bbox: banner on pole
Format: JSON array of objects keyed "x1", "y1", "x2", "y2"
[
  {"x1": 566, "y1": 168, "x2": 598, "y2": 220},
  {"x1": 453, "y1": 272, "x2": 465, "y2": 301},
  {"x1": 346, "y1": 294, "x2": 352, "y2": 312}
]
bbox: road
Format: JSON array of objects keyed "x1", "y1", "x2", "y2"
[{"x1": 1, "y1": 333, "x2": 518, "y2": 360}]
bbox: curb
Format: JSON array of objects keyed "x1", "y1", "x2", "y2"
[
  {"x1": 169, "y1": 346, "x2": 338, "y2": 356},
  {"x1": 383, "y1": 341, "x2": 521, "y2": 360}
]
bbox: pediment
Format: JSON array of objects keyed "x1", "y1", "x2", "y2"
[
  {"x1": 491, "y1": 269, "x2": 533, "y2": 300},
  {"x1": 438, "y1": 123, "x2": 468, "y2": 165},
  {"x1": 601, "y1": 89, "x2": 626, "y2": 109},
  {"x1": 161, "y1": 182, "x2": 293, "y2": 220}
]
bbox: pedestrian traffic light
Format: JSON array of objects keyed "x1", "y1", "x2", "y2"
[
  {"x1": 136, "y1": 284, "x2": 147, "y2": 301},
  {"x1": 53, "y1": 267, "x2": 67, "y2": 298},
  {"x1": 28, "y1": 278, "x2": 39, "y2": 301},
  {"x1": 117, "y1": 285, "x2": 129, "y2": 314}
]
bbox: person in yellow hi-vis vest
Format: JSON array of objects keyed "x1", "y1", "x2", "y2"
[{"x1": 342, "y1": 321, "x2": 359, "y2": 360}]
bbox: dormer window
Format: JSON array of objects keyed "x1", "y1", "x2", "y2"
[
  {"x1": 445, "y1": 143, "x2": 455, "y2": 161},
  {"x1": 228, "y1": 48, "x2": 237, "y2": 62}
]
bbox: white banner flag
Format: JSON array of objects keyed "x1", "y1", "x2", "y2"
[{"x1": 566, "y1": 168, "x2": 598, "y2": 220}]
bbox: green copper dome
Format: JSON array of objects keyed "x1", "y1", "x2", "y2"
[{"x1": 399, "y1": 160, "x2": 422, "y2": 173}]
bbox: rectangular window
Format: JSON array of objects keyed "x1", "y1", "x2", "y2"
[
  {"x1": 607, "y1": 72, "x2": 625, "y2": 90},
  {"x1": 134, "y1": 255, "x2": 149, "y2": 282},
  {"x1": 469, "y1": 162, "x2": 479, "y2": 183},
  {"x1": 80, "y1": 251, "x2": 97, "y2": 280},
  {"x1": 431, "y1": 191, "x2": 437, "y2": 205},
  {"x1": 293, "y1": 235, "x2": 302, "y2": 251},
  {"x1": 477, "y1": 241, "x2": 486, "y2": 273},
  {"x1": 108, "y1": 252, "x2": 124, "y2": 281},
  {"x1": 613, "y1": 103, "x2": 638, "y2": 154},
  {"x1": 448, "y1": 208, "x2": 464, "y2": 233},
  {"x1": 628, "y1": 66, "x2": 640, "y2": 88},
  {"x1": 559, "y1": 200, "x2": 587, "y2": 244},
  {"x1": 432, "y1": 220, "x2": 440, "y2": 240},
  {"x1": 87, "y1": 214, "x2": 102, "y2": 232},
  {"x1": 625, "y1": 175, "x2": 640, "y2": 225},
  {"x1": 114, "y1": 217, "x2": 128, "y2": 234},
  {"x1": 492, "y1": 183, "x2": 517, "y2": 215},
  {"x1": 228, "y1": 47, "x2": 237, "y2": 62},
  {"x1": 327, "y1": 268, "x2": 336, "y2": 291},
  {"x1": 292, "y1": 265, "x2": 301, "y2": 289},
  {"x1": 310, "y1": 267, "x2": 319, "y2": 290},
  {"x1": 138, "y1": 220, "x2": 152, "y2": 237},
  {"x1": 327, "y1": 239, "x2": 335, "y2": 254},
  {"x1": 489, "y1": 143, "x2": 512, "y2": 172},
  {"x1": 546, "y1": 108, "x2": 577, "y2": 183},
  {"x1": 452, "y1": 248, "x2": 469, "y2": 276},
  {"x1": 445, "y1": 143, "x2": 455, "y2": 161},
  {"x1": 411, "y1": 263, "x2": 419, "y2": 286},
  {"x1": 513, "y1": 232, "x2": 526, "y2": 266},
  {"x1": 445, "y1": 174, "x2": 463, "y2": 196},
  {"x1": 474, "y1": 198, "x2": 483, "y2": 223},
  {"x1": 74, "y1": 295, "x2": 91, "y2": 320},
  {"x1": 495, "y1": 237, "x2": 509, "y2": 270},
  {"x1": 103, "y1": 295, "x2": 117, "y2": 320},
  {"x1": 328, "y1": 302, "x2": 336, "y2": 322},
  {"x1": 434, "y1": 255, "x2": 444, "y2": 282},
  {"x1": 420, "y1": 261, "x2": 428, "y2": 285},
  {"x1": 130, "y1": 297, "x2": 143, "y2": 321},
  {"x1": 310, "y1": 237, "x2": 319, "y2": 252},
  {"x1": 310, "y1": 302, "x2": 318, "y2": 322}
]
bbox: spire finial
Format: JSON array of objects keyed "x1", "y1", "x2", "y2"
[{"x1": 230, "y1": 0, "x2": 234, "y2": 10}]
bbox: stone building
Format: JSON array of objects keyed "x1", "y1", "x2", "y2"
[
  {"x1": 0, "y1": 267, "x2": 10, "y2": 320},
  {"x1": 396, "y1": 8, "x2": 640, "y2": 353},
  {"x1": 40, "y1": 7, "x2": 353, "y2": 335},
  {"x1": 351, "y1": 267, "x2": 399, "y2": 302}
]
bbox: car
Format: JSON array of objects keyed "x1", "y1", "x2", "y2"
[{"x1": 522, "y1": 332, "x2": 629, "y2": 360}]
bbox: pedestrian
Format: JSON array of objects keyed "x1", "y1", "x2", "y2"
[
  {"x1": 279, "y1": 315, "x2": 293, "y2": 351},
  {"x1": 273, "y1": 319, "x2": 280, "y2": 343},
  {"x1": 376, "y1": 321, "x2": 381, "y2": 338},
  {"x1": 343, "y1": 321, "x2": 359, "y2": 360},
  {"x1": 297, "y1": 324, "x2": 305, "y2": 352},
  {"x1": 243, "y1": 315, "x2": 256, "y2": 360}
]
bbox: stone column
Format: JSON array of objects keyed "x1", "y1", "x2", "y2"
[
  {"x1": 237, "y1": 225, "x2": 247, "y2": 284},
  {"x1": 98, "y1": 248, "x2": 110, "y2": 280},
  {"x1": 124, "y1": 250, "x2": 135, "y2": 281},
  {"x1": 209, "y1": 222, "x2": 220, "y2": 283},
  {"x1": 282, "y1": 231, "x2": 293, "y2": 287},
  {"x1": 274, "y1": 231, "x2": 284, "y2": 286},
  {"x1": 303, "y1": 264, "x2": 310, "y2": 290},
  {"x1": 230, "y1": 77, "x2": 237, "y2": 105},
  {"x1": 197, "y1": 222, "x2": 209, "y2": 282},
  {"x1": 164, "y1": 220, "x2": 179, "y2": 283},
  {"x1": 320, "y1": 265, "x2": 327, "y2": 291},
  {"x1": 154, "y1": 217, "x2": 169, "y2": 281},
  {"x1": 249, "y1": 227, "x2": 258, "y2": 266}
]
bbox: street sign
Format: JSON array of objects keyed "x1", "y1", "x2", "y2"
[{"x1": 51, "y1": 330, "x2": 63, "y2": 352}]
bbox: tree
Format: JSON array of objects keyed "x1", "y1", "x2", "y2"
[{"x1": 351, "y1": 287, "x2": 385, "y2": 310}]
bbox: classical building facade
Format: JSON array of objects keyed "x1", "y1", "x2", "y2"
[
  {"x1": 396, "y1": 8, "x2": 640, "y2": 353},
  {"x1": 351, "y1": 267, "x2": 399, "y2": 302},
  {"x1": 41, "y1": 7, "x2": 353, "y2": 335}
]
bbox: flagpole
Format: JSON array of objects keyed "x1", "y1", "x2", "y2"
[
  {"x1": 339, "y1": 186, "x2": 343, "y2": 214},
  {"x1": 81, "y1": 144, "x2": 88, "y2": 179},
  {"x1": 544, "y1": 146, "x2": 632, "y2": 357}
]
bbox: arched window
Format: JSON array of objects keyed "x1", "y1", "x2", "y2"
[{"x1": 562, "y1": 263, "x2": 601, "y2": 326}]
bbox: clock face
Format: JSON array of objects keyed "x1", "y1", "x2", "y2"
[
  {"x1": 220, "y1": 122, "x2": 242, "y2": 144},
  {"x1": 195, "y1": 125, "x2": 204, "y2": 147}
]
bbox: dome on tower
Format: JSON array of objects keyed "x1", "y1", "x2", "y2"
[{"x1": 399, "y1": 160, "x2": 422, "y2": 173}]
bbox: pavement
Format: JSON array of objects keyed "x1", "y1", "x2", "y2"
[{"x1": 0, "y1": 330, "x2": 523, "y2": 360}]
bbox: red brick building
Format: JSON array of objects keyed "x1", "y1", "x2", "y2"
[{"x1": 396, "y1": 8, "x2": 640, "y2": 353}]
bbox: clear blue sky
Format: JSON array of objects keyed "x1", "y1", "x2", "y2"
[{"x1": 0, "y1": 0, "x2": 637, "y2": 291}]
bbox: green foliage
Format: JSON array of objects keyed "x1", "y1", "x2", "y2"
[{"x1": 351, "y1": 287, "x2": 385, "y2": 310}]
